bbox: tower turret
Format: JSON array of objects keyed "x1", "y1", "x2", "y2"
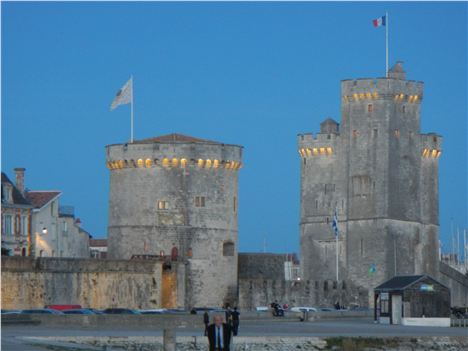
[{"x1": 106, "y1": 133, "x2": 243, "y2": 308}]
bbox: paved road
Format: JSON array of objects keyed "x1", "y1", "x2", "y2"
[{"x1": 2, "y1": 318, "x2": 467, "y2": 351}]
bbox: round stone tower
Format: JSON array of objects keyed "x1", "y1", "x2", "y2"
[{"x1": 105, "y1": 133, "x2": 243, "y2": 308}]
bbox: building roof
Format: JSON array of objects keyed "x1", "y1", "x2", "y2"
[
  {"x1": 374, "y1": 275, "x2": 447, "y2": 292},
  {"x1": 1, "y1": 172, "x2": 31, "y2": 206},
  {"x1": 26, "y1": 191, "x2": 61, "y2": 209},
  {"x1": 134, "y1": 133, "x2": 223, "y2": 145},
  {"x1": 90, "y1": 239, "x2": 107, "y2": 247},
  {"x1": 107, "y1": 133, "x2": 243, "y2": 148}
]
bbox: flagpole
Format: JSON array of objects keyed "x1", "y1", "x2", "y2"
[
  {"x1": 130, "y1": 75, "x2": 134, "y2": 143},
  {"x1": 385, "y1": 11, "x2": 389, "y2": 77},
  {"x1": 335, "y1": 208, "x2": 339, "y2": 282},
  {"x1": 336, "y1": 228, "x2": 339, "y2": 281}
]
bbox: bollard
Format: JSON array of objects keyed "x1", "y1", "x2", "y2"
[{"x1": 163, "y1": 328, "x2": 176, "y2": 351}]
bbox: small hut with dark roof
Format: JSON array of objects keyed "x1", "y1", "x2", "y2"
[{"x1": 374, "y1": 275, "x2": 451, "y2": 326}]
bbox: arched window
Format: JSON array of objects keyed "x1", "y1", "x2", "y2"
[{"x1": 223, "y1": 242, "x2": 235, "y2": 257}]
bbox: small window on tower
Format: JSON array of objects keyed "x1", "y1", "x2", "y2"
[
  {"x1": 157, "y1": 201, "x2": 168, "y2": 210},
  {"x1": 233, "y1": 196, "x2": 237, "y2": 212},
  {"x1": 223, "y1": 242, "x2": 235, "y2": 256},
  {"x1": 367, "y1": 104, "x2": 373, "y2": 113},
  {"x1": 195, "y1": 196, "x2": 206, "y2": 207},
  {"x1": 402, "y1": 105, "x2": 406, "y2": 113}
]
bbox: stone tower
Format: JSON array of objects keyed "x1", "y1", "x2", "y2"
[
  {"x1": 299, "y1": 62, "x2": 441, "y2": 294},
  {"x1": 106, "y1": 133, "x2": 243, "y2": 308}
]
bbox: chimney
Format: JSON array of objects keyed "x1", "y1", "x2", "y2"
[{"x1": 14, "y1": 168, "x2": 26, "y2": 195}]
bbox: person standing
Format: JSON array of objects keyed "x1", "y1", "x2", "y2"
[
  {"x1": 203, "y1": 311, "x2": 210, "y2": 336},
  {"x1": 230, "y1": 307, "x2": 240, "y2": 336},
  {"x1": 207, "y1": 314, "x2": 232, "y2": 351},
  {"x1": 225, "y1": 306, "x2": 232, "y2": 327}
]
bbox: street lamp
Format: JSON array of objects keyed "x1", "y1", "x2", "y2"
[{"x1": 41, "y1": 227, "x2": 48, "y2": 235}]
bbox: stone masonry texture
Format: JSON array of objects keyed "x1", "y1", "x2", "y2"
[
  {"x1": 298, "y1": 63, "x2": 443, "y2": 304},
  {"x1": 105, "y1": 134, "x2": 242, "y2": 308}
]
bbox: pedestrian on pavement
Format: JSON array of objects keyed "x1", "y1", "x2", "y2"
[
  {"x1": 207, "y1": 314, "x2": 232, "y2": 351},
  {"x1": 203, "y1": 311, "x2": 210, "y2": 336},
  {"x1": 231, "y1": 307, "x2": 240, "y2": 336},
  {"x1": 225, "y1": 306, "x2": 232, "y2": 327}
]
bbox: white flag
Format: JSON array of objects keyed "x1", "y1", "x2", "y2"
[{"x1": 110, "y1": 78, "x2": 132, "y2": 111}]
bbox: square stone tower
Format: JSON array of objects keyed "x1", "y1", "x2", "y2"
[{"x1": 299, "y1": 62, "x2": 441, "y2": 294}]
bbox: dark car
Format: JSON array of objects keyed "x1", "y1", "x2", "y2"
[
  {"x1": 21, "y1": 309, "x2": 64, "y2": 314},
  {"x1": 62, "y1": 309, "x2": 96, "y2": 315},
  {"x1": 191, "y1": 307, "x2": 227, "y2": 315},
  {"x1": 102, "y1": 308, "x2": 140, "y2": 314},
  {"x1": 165, "y1": 308, "x2": 188, "y2": 314}
]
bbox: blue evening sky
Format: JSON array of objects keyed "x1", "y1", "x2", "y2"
[{"x1": 2, "y1": 2, "x2": 467, "y2": 255}]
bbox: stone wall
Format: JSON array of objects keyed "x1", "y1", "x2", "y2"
[
  {"x1": 438, "y1": 262, "x2": 468, "y2": 307},
  {"x1": 106, "y1": 136, "x2": 242, "y2": 308},
  {"x1": 238, "y1": 253, "x2": 286, "y2": 280},
  {"x1": 1, "y1": 257, "x2": 163, "y2": 310},
  {"x1": 238, "y1": 278, "x2": 369, "y2": 310}
]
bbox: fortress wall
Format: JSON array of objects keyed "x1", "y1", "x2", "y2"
[
  {"x1": 1, "y1": 257, "x2": 163, "y2": 310},
  {"x1": 438, "y1": 262, "x2": 468, "y2": 307},
  {"x1": 238, "y1": 278, "x2": 369, "y2": 311}
]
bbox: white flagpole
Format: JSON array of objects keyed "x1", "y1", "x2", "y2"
[
  {"x1": 335, "y1": 209, "x2": 339, "y2": 282},
  {"x1": 130, "y1": 75, "x2": 134, "y2": 143},
  {"x1": 385, "y1": 11, "x2": 389, "y2": 77},
  {"x1": 336, "y1": 231, "x2": 339, "y2": 281}
]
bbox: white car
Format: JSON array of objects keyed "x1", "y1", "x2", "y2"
[
  {"x1": 290, "y1": 306, "x2": 318, "y2": 313},
  {"x1": 255, "y1": 306, "x2": 269, "y2": 312}
]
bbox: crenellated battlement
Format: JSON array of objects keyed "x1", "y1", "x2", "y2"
[
  {"x1": 420, "y1": 133, "x2": 443, "y2": 159},
  {"x1": 106, "y1": 157, "x2": 242, "y2": 171},
  {"x1": 341, "y1": 78, "x2": 424, "y2": 104},
  {"x1": 297, "y1": 132, "x2": 339, "y2": 158}
]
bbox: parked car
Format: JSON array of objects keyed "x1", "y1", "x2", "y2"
[
  {"x1": 21, "y1": 309, "x2": 64, "y2": 314},
  {"x1": 1, "y1": 309, "x2": 21, "y2": 315},
  {"x1": 290, "y1": 307, "x2": 318, "y2": 313},
  {"x1": 87, "y1": 308, "x2": 104, "y2": 315},
  {"x1": 140, "y1": 309, "x2": 167, "y2": 314},
  {"x1": 319, "y1": 307, "x2": 334, "y2": 312},
  {"x1": 164, "y1": 309, "x2": 188, "y2": 314},
  {"x1": 255, "y1": 306, "x2": 269, "y2": 312},
  {"x1": 62, "y1": 309, "x2": 96, "y2": 315},
  {"x1": 45, "y1": 304, "x2": 81, "y2": 311},
  {"x1": 190, "y1": 307, "x2": 226, "y2": 315},
  {"x1": 102, "y1": 308, "x2": 140, "y2": 314}
]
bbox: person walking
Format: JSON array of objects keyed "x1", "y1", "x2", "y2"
[
  {"x1": 203, "y1": 311, "x2": 210, "y2": 336},
  {"x1": 230, "y1": 307, "x2": 240, "y2": 336},
  {"x1": 207, "y1": 314, "x2": 232, "y2": 351}
]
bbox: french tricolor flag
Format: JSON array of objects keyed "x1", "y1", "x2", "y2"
[{"x1": 373, "y1": 15, "x2": 386, "y2": 27}]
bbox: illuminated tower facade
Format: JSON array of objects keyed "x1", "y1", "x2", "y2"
[
  {"x1": 299, "y1": 62, "x2": 441, "y2": 294},
  {"x1": 106, "y1": 133, "x2": 243, "y2": 308}
]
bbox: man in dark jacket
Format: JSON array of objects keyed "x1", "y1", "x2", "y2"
[
  {"x1": 203, "y1": 311, "x2": 210, "y2": 336},
  {"x1": 230, "y1": 307, "x2": 240, "y2": 336},
  {"x1": 207, "y1": 314, "x2": 232, "y2": 351}
]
